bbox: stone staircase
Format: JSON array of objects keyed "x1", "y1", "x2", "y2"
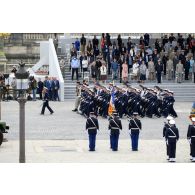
[
  {"x1": 62, "y1": 65, "x2": 195, "y2": 101},
  {"x1": 57, "y1": 37, "x2": 195, "y2": 102}
]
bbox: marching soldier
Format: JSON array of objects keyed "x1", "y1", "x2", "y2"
[
  {"x1": 108, "y1": 111, "x2": 122, "y2": 151},
  {"x1": 187, "y1": 117, "x2": 195, "y2": 162},
  {"x1": 163, "y1": 116, "x2": 174, "y2": 160},
  {"x1": 128, "y1": 112, "x2": 142, "y2": 151},
  {"x1": 85, "y1": 112, "x2": 99, "y2": 151},
  {"x1": 165, "y1": 119, "x2": 179, "y2": 162}
]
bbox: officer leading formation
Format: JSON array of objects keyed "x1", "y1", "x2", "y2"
[{"x1": 73, "y1": 81, "x2": 177, "y2": 119}]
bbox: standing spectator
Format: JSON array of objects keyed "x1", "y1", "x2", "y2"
[
  {"x1": 176, "y1": 60, "x2": 184, "y2": 83},
  {"x1": 127, "y1": 37, "x2": 132, "y2": 53},
  {"x1": 162, "y1": 53, "x2": 168, "y2": 75},
  {"x1": 11, "y1": 77, "x2": 17, "y2": 100},
  {"x1": 100, "y1": 33, "x2": 105, "y2": 52},
  {"x1": 190, "y1": 56, "x2": 195, "y2": 83},
  {"x1": 184, "y1": 58, "x2": 190, "y2": 80},
  {"x1": 90, "y1": 61, "x2": 97, "y2": 82},
  {"x1": 117, "y1": 34, "x2": 122, "y2": 50},
  {"x1": 92, "y1": 35, "x2": 99, "y2": 49},
  {"x1": 93, "y1": 45, "x2": 100, "y2": 60},
  {"x1": 74, "y1": 38, "x2": 80, "y2": 52},
  {"x1": 167, "y1": 58, "x2": 174, "y2": 80},
  {"x1": 71, "y1": 55, "x2": 80, "y2": 81},
  {"x1": 53, "y1": 33, "x2": 58, "y2": 52},
  {"x1": 111, "y1": 58, "x2": 118, "y2": 80},
  {"x1": 121, "y1": 43, "x2": 126, "y2": 56},
  {"x1": 44, "y1": 76, "x2": 51, "y2": 99},
  {"x1": 173, "y1": 55, "x2": 179, "y2": 79},
  {"x1": 86, "y1": 40, "x2": 93, "y2": 62},
  {"x1": 37, "y1": 78, "x2": 44, "y2": 100},
  {"x1": 80, "y1": 34, "x2": 86, "y2": 53},
  {"x1": 178, "y1": 34, "x2": 184, "y2": 49},
  {"x1": 139, "y1": 60, "x2": 147, "y2": 83},
  {"x1": 155, "y1": 60, "x2": 163, "y2": 83},
  {"x1": 100, "y1": 63, "x2": 107, "y2": 84},
  {"x1": 30, "y1": 76, "x2": 37, "y2": 101},
  {"x1": 155, "y1": 39, "x2": 161, "y2": 53},
  {"x1": 169, "y1": 33, "x2": 175, "y2": 44},
  {"x1": 144, "y1": 33, "x2": 150, "y2": 46},
  {"x1": 148, "y1": 58, "x2": 155, "y2": 80},
  {"x1": 95, "y1": 57, "x2": 102, "y2": 80},
  {"x1": 52, "y1": 77, "x2": 60, "y2": 101},
  {"x1": 122, "y1": 61, "x2": 128, "y2": 83},
  {"x1": 106, "y1": 33, "x2": 111, "y2": 46},
  {"x1": 132, "y1": 61, "x2": 139, "y2": 81},
  {"x1": 82, "y1": 56, "x2": 88, "y2": 78}
]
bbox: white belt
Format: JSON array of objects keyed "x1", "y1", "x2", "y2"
[
  {"x1": 88, "y1": 127, "x2": 96, "y2": 130},
  {"x1": 168, "y1": 136, "x2": 176, "y2": 138},
  {"x1": 130, "y1": 128, "x2": 139, "y2": 130},
  {"x1": 111, "y1": 127, "x2": 119, "y2": 129},
  {"x1": 191, "y1": 136, "x2": 195, "y2": 137}
]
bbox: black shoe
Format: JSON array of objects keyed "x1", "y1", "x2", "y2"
[
  {"x1": 72, "y1": 109, "x2": 78, "y2": 112},
  {"x1": 40, "y1": 113, "x2": 44, "y2": 115},
  {"x1": 50, "y1": 111, "x2": 54, "y2": 114}
]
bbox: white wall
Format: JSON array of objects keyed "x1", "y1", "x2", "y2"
[
  {"x1": 48, "y1": 39, "x2": 64, "y2": 101},
  {"x1": 28, "y1": 40, "x2": 64, "y2": 101}
]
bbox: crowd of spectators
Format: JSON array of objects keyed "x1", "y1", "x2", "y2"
[{"x1": 69, "y1": 33, "x2": 195, "y2": 84}]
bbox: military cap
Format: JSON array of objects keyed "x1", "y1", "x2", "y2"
[{"x1": 133, "y1": 112, "x2": 139, "y2": 115}]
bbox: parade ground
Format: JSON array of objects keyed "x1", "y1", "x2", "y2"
[{"x1": 0, "y1": 100, "x2": 193, "y2": 163}]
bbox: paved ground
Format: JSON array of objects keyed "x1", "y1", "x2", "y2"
[
  {"x1": 0, "y1": 139, "x2": 191, "y2": 163},
  {"x1": 0, "y1": 100, "x2": 193, "y2": 163},
  {"x1": 1, "y1": 101, "x2": 193, "y2": 140}
]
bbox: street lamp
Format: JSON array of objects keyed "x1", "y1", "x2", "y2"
[{"x1": 15, "y1": 61, "x2": 29, "y2": 163}]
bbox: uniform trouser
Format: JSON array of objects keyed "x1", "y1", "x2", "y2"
[
  {"x1": 130, "y1": 130, "x2": 139, "y2": 150},
  {"x1": 88, "y1": 132, "x2": 97, "y2": 150},
  {"x1": 110, "y1": 133, "x2": 119, "y2": 151},
  {"x1": 168, "y1": 140, "x2": 176, "y2": 158},
  {"x1": 190, "y1": 141, "x2": 195, "y2": 157},
  {"x1": 41, "y1": 101, "x2": 54, "y2": 114},
  {"x1": 166, "y1": 142, "x2": 169, "y2": 156}
]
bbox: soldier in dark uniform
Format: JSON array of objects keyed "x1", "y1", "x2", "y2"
[
  {"x1": 128, "y1": 112, "x2": 142, "y2": 151},
  {"x1": 85, "y1": 112, "x2": 99, "y2": 151},
  {"x1": 163, "y1": 116, "x2": 174, "y2": 160},
  {"x1": 41, "y1": 87, "x2": 54, "y2": 115},
  {"x1": 165, "y1": 119, "x2": 179, "y2": 162},
  {"x1": 187, "y1": 117, "x2": 195, "y2": 162},
  {"x1": 108, "y1": 111, "x2": 122, "y2": 151}
]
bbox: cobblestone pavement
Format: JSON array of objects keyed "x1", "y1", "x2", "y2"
[
  {"x1": 0, "y1": 139, "x2": 191, "y2": 163},
  {"x1": 1, "y1": 101, "x2": 192, "y2": 140}
]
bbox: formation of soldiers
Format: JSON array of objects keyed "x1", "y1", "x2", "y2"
[
  {"x1": 85, "y1": 110, "x2": 195, "y2": 163},
  {"x1": 73, "y1": 81, "x2": 177, "y2": 119}
]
